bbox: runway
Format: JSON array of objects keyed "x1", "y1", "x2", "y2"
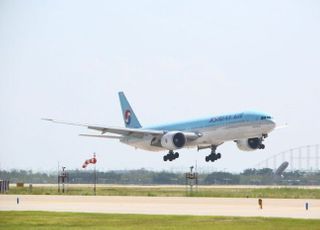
[{"x1": 1, "y1": 195, "x2": 319, "y2": 219}]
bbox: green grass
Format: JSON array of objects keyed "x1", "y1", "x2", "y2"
[
  {"x1": 7, "y1": 186, "x2": 320, "y2": 199},
  {"x1": 0, "y1": 211, "x2": 319, "y2": 230}
]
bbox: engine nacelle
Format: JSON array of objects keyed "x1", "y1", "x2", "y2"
[
  {"x1": 160, "y1": 132, "x2": 186, "y2": 150},
  {"x1": 236, "y1": 138, "x2": 261, "y2": 151}
]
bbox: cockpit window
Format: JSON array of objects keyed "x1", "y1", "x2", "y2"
[{"x1": 261, "y1": 116, "x2": 272, "y2": 120}]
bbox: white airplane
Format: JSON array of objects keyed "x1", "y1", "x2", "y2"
[{"x1": 44, "y1": 92, "x2": 277, "y2": 162}]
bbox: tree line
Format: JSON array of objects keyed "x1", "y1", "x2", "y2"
[{"x1": 1, "y1": 169, "x2": 320, "y2": 185}]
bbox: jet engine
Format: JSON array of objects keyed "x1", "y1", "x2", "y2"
[
  {"x1": 236, "y1": 138, "x2": 264, "y2": 151},
  {"x1": 160, "y1": 132, "x2": 186, "y2": 150}
]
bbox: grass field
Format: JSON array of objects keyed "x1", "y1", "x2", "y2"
[
  {"x1": 6, "y1": 186, "x2": 320, "y2": 199},
  {"x1": 0, "y1": 211, "x2": 319, "y2": 230}
]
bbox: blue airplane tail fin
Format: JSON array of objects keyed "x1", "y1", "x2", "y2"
[{"x1": 118, "y1": 92, "x2": 142, "y2": 128}]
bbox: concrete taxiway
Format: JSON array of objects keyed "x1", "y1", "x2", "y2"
[{"x1": 0, "y1": 195, "x2": 319, "y2": 219}]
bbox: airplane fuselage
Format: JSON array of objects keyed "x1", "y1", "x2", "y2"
[{"x1": 120, "y1": 111, "x2": 275, "y2": 151}]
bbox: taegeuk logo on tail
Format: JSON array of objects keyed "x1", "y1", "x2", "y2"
[{"x1": 124, "y1": 110, "x2": 131, "y2": 125}]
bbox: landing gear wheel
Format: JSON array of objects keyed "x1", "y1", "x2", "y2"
[
  {"x1": 210, "y1": 156, "x2": 215, "y2": 162},
  {"x1": 205, "y1": 145, "x2": 222, "y2": 163},
  {"x1": 163, "y1": 150, "x2": 179, "y2": 162}
]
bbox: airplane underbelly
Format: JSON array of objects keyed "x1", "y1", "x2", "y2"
[{"x1": 120, "y1": 137, "x2": 163, "y2": 152}]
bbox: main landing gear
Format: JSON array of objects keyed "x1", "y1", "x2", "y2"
[
  {"x1": 255, "y1": 134, "x2": 267, "y2": 149},
  {"x1": 205, "y1": 145, "x2": 221, "y2": 162},
  {"x1": 259, "y1": 134, "x2": 268, "y2": 149},
  {"x1": 258, "y1": 143, "x2": 265, "y2": 149},
  {"x1": 163, "y1": 150, "x2": 179, "y2": 161}
]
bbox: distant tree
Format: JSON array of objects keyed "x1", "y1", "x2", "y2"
[
  {"x1": 204, "y1": 172, "x2": 240, "y2": 184},
  {"x1": 241, "y1": 168, "x2": 257, "y2": 176},
  {"x1": 256, "y1": 168, "x2": 273, "y2": 176},
  {"x1": 152, "y1": 171, "x2": 179, "y2": 184}
]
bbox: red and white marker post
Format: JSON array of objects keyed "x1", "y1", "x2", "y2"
[{"x1": 82, "y1": 153, "x2": 97, "y2": 195}]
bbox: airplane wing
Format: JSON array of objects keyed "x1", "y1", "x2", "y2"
[{"x1": 42, "y1": 118, "x2": 201, "y2": 139}]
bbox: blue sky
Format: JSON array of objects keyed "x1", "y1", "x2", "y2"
[{"x1": 0, "y1": 0, "x2": 319, "y2": 172}]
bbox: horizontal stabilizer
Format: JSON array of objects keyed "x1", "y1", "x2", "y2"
[{"x1": 79, "y1": 134, "x2": 123, "y2": 139}]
